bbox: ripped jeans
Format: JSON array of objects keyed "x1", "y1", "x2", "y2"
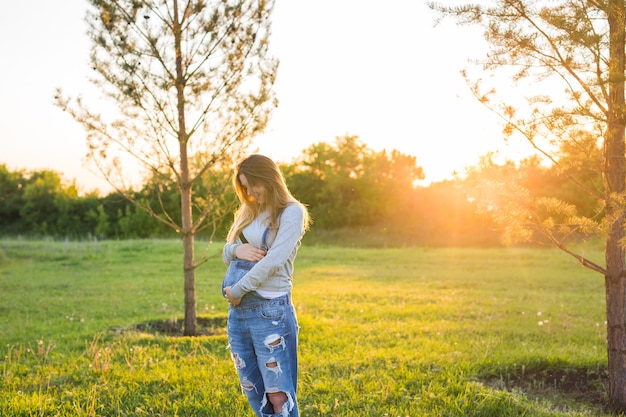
[{"x1": 223, "y1": 262, "x2": 299, "y2": 416}]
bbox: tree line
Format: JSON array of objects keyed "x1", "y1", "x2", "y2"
[{"x1": 0, "y1": 135, "x2": 599, "y2": 247}]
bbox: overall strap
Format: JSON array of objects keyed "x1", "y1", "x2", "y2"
[
  {"x1": 238, "y1": 203, "x2": 293, "y2": 246},
  {"x1": 239, "y1": 228, "x2": 269, "y2": 250},
  {"x1": 260, "y1": 228, "x2": 270, "y2": 251}
]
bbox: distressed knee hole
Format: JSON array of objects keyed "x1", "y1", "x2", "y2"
[{"x1": 261, "y1": 390, "x2": 294, "y2": 417}]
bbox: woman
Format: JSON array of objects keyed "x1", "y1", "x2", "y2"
[{"x1": 222, "y1": 154, "x2": 310, "y2": 417}]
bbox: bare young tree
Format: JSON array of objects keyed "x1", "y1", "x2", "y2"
[
  {"x1": 56, "y1": 0, "x2": 278, "y2": 335},
  {"x1": 430, "y1": 0, "x2": 626, "y2": 411}
]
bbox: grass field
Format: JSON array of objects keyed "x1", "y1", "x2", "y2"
[{"x1": 0, "y1": 238, "x2": 618, "y2": 416}]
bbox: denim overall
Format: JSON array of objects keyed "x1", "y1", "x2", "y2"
[{"x1": 222, "y1": 229, "x2": 300, "y2": 417}]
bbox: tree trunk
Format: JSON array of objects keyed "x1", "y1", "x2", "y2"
[
  {"x1": 182, "y1": 194, "x2": 197, "y2": 336},
  {"x1": 605, "y1": 0, "x2": 626, "y2": 411},
  {"x1": 172, "y1": 2, "x2": 197, "y2": 336}
]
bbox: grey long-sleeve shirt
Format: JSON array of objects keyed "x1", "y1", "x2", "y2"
[{"x1": 222, "y1": 204, "x2": 306, "y2": 299}]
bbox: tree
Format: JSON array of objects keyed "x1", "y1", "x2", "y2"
[
  {"x1": 20, "y1": 170, "x2": 65, "y2": 235},
  {"x1": 430, "y1": 0, "x2": 626, "y2": 410},
  {"x1": 295, "y1": 136, "x2": 373, "y2": 228},
  {"x1": 56, "y1": 0, "x2": 278, "y2": 335},
  {"x1": 290, "y1": 135, "x2": 424, "y2": 229},
  {"x1": 0, "y1": 164, "x2": 26, "y2": 234}
]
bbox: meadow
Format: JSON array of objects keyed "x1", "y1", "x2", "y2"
[{"x1": 0, "y1": 238, "x2": 617, "y2": 416}]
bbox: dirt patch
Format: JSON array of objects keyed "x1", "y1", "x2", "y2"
[
  {"x1": 483, "y1": 366, "x2": 608, "y2": 410},
  {"x1": 110, "y1": 316, "x2": 227, "y2": 337}
]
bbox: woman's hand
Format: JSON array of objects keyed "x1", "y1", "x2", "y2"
[
  {"x1": 223, "y1": 286, "x2": 241, "y2": 307},
  {"x1": 235, "y1": 243, "x2": 267, "y2": 262}
]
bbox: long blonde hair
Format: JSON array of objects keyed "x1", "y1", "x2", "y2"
[{"x1": 226, "y1": 154, "x2": 310, "y2": 243}]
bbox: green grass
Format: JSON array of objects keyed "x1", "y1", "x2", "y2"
[{"x1": 0, "y1": 238, "x2": 617, "y2": 416}]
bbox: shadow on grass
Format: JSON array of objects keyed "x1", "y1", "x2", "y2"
[
  {"x1": 480, "y1": 362, "x2": 609, "y2": 411},
  {"x1": 110, "y1": 316, "x2": 228, "y2": 337}
]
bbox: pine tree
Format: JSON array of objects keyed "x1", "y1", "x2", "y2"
[{"x1": 57, "y1": 0, "x2": 278, "y2": 335}]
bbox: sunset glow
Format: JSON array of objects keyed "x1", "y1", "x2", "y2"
[{"x1": 0, "y1": 0, "x2": 532, "y2": 193}]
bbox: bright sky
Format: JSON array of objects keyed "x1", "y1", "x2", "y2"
[{"x1": 0, "y1": 0, "x2": 532, "y2": 195}]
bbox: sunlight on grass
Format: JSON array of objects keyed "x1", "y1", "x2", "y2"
[{"x1": 0, "y1": 239, "x2": 615, "y2": 416}]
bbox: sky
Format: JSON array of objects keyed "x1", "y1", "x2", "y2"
[{"x1": 0, "y1": 0, "x2": 533, "y2": 195}]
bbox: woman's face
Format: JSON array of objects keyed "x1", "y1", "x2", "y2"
[{"x1": 239, "y1": 174, "x2": 266, "y2": 206}]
